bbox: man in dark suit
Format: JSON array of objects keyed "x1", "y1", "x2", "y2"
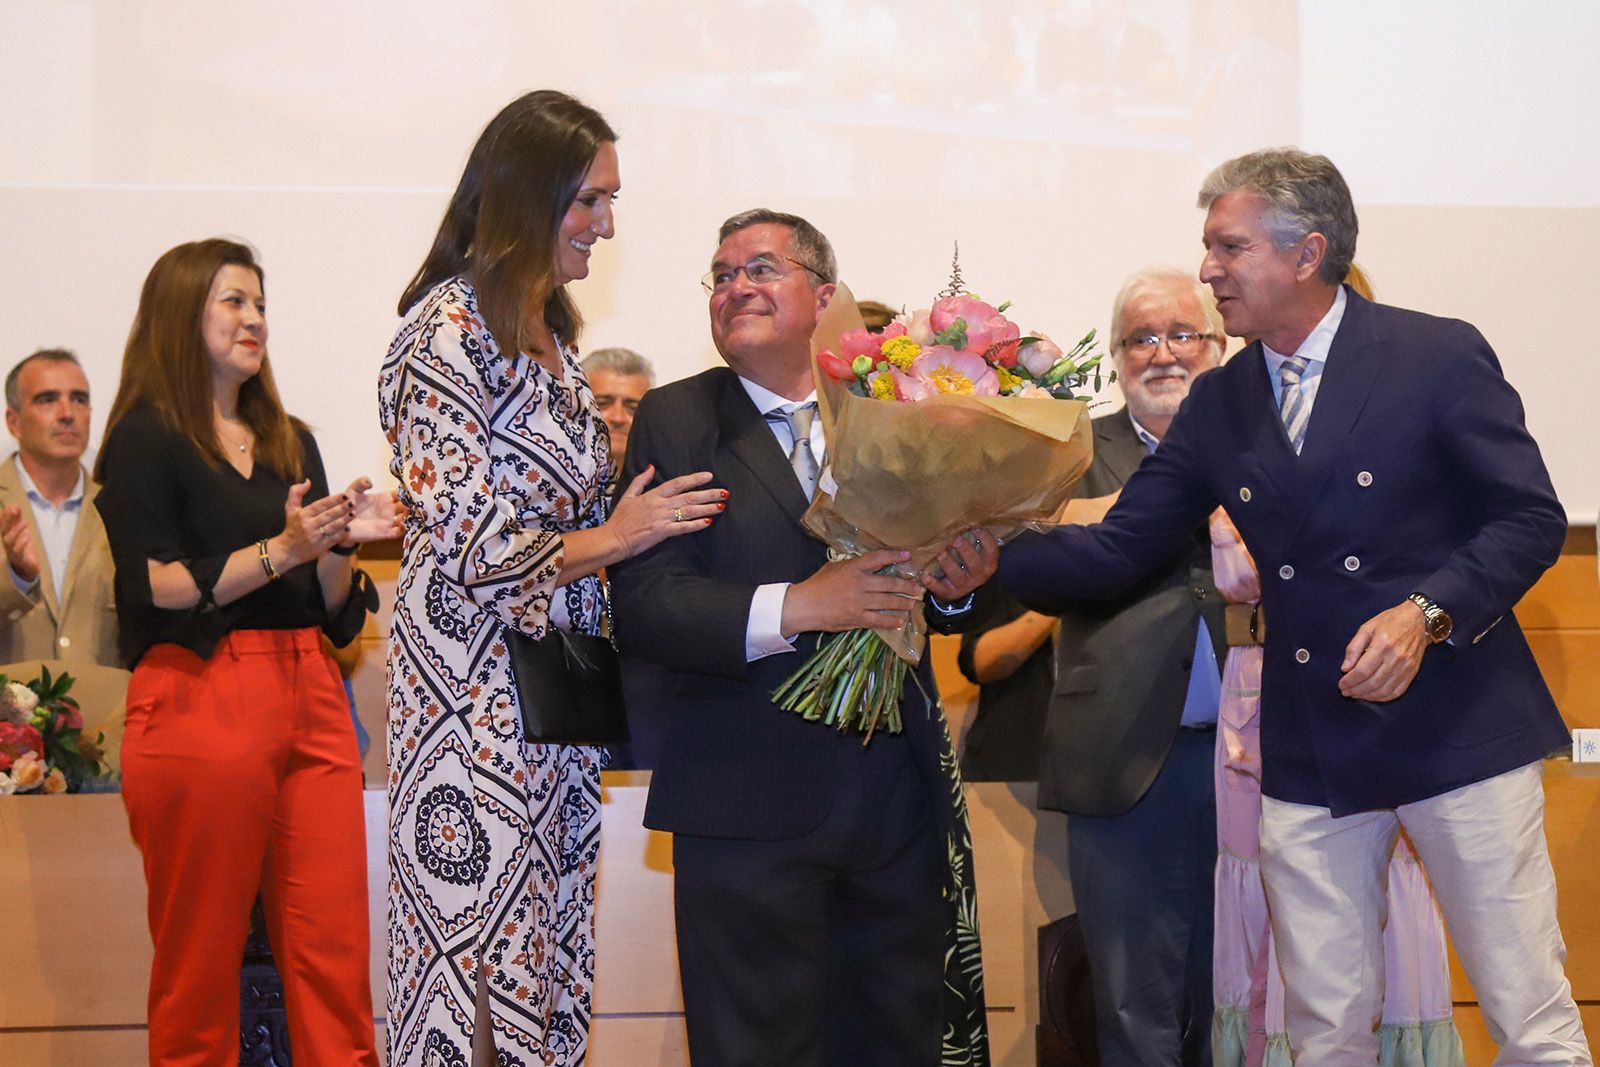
[
  {"x1": 1002, "y1": 149, "x2": 1589, "y2": 1063},
  {"x1": 1038, "y1": 266, "x2": 1227, "y2": 1066},
  {"x1": 610, "y1": 208, "x2": 996, "y2": 1067}
]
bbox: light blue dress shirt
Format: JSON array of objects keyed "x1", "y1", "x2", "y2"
[
  {"x1": 10, "y1": 457, "x2": 84, "y2": 598},
  {"x1": 1131, "y1": 416, "x2": 1220, "y2": 726}
]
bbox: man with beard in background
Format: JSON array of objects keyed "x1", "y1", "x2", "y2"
[{"x1": 1034, "y1": 266, "x2": 1227, "y2": 1065}]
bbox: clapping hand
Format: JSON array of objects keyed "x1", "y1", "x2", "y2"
[
  {"x1": 341, "y1": 477, "x2": 405, "y2": 546},
  {"x1": 279, "y1": 480, "x2": 354, "y2": 566},
  {"x1": 0, "y1": 505, "x2": 39, "y2": 584}
]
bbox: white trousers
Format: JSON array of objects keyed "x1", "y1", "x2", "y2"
[{"x1": 1259, "y1": 761, "x2": 1591, "y2": 1066}]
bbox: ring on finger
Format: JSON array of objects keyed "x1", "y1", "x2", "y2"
[{"x1": 672, "y1": 508, "x2": 685, "y2": 522}]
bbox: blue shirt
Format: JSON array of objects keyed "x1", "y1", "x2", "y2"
[
  {"x1": 1131, "y1": 415, "x2": 1220, "y2": 726},
  {"x1": 11, "y1": 456, "x2": 84, "y2": 599}
]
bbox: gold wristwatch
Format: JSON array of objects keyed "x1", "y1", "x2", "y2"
[{"x1": 1407, "y1": 592, "x2": 1453, "y2": 644}]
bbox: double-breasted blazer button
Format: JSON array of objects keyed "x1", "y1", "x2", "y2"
[
  {"x1": 1278, "y1": 564, "x2": 1295, "y2": 580},
  {"x1": 1357, "y1": 471, "x2": 1374, "y2": 487},
  {"x1": 1344, "y1": 556, "x2": 1360, "y2": 571},
  {"x1": 1239, "y1": 487, "x2": 1252, "y2": 502},
  {"x1": 1295, "y1": 648, "x2": 1310, "y2": 664}
]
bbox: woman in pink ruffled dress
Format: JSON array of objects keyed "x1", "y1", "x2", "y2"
[{"x1": 1209, "y1": 508, "x2": 1466, "y2": 1066}]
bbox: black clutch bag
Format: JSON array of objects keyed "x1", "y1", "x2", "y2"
[{"x1": 509, "y1": 626, "x2": 629, "y2": 746}]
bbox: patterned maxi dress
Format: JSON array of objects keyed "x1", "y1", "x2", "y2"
[
  {"x1": 380, "y1": 278, "x2": 609, "y2": 1067},
  {"x1": 1208, "y1": 512, "x2": 1465, "y2": 1067}
]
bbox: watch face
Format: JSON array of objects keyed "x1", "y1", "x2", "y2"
[{"x1": 1428, "y1": 611, "x2": 1453, "y2": 642}]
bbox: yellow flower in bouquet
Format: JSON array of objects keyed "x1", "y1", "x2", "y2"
[{"x1": 776, "y1": 272, "x2": 1113, "y2": 739}]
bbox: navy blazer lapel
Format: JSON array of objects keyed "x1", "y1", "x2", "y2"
[
  {"x1": 714, "y1": 372, "x2": 812, "y2": 525},
  {"x1": 1284, "y1": 289, "x2": 1385, "y2": 543}
]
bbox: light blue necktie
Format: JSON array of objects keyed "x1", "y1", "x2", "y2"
[{"x1": 1279, "y1": 354, "x2": 1311, "y2": 454}]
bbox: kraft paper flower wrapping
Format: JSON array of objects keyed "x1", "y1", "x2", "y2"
[{"x1": 802, "y1": 283, "x2": 1095, "y2": 665}]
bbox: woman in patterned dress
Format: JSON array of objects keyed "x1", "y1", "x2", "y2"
[{"x1": 378, "y1": 91, "x2": 721, "y2": 1067}]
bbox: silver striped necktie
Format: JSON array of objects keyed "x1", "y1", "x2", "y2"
[
  {"x1": 1278, "y1": 354, "x2": 1311, "y2": 455},
  {"x1": 770, "y1": 402, "x2": 820, "y2": 500}
]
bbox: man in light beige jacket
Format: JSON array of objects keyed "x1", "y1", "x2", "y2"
[{"x1": 0, "y1": 348, "x2": 119, "y2": 668}]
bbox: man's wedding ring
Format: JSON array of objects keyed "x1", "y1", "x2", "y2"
[{"x1": 673, "y1": 508, "x2": 685, "y2": 523}]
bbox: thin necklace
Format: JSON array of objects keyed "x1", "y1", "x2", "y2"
[{"x1": 218, "y1": 414, "x2": 249, "y2": 454}]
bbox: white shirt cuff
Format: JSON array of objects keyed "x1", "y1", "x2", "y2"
[{"x1": 745, "y1": 582, "x2": 797, "y2": 661}]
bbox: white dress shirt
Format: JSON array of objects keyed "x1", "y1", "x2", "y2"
[
  {"x1": 1263, "y1": 285, "x2": 1348, "y2": 413},
  {"x1": 738, "y1": 377, "x2": 827, "y2": 662}
]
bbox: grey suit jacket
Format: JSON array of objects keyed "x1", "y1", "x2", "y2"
[
  {"x1": 1037, "y1": 413, "x2": 1224, "y2": 816},
  {"x1": 0, "y1": 454, "x2": 120, "y2": 668}
]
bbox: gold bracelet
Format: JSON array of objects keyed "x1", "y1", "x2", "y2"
[{"x1": 257, "y1": 538, "x2": 281, "y2": 582}]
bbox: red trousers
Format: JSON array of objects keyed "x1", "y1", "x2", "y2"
[{"x1": 122, "y1": 628, "x2": 377, "y2": 1066}]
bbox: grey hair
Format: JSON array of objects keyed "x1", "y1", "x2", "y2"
[
  {"x1": 1197, "y1": 147, "x2": 1358, "y2": 285},
  {"x1": 581, "y1": 346, "x2": 656, "y2": 386},
  {"x1": 1110, "y1": 266, "x2": 1224, "y2": 363},
  {"x1": 716, "y1": 208, "x2": 838, "y2": 285},
  {"x1": 6, "y1": 348, "x2": 83, "y2": 410}
]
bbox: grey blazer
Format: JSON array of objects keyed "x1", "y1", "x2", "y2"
[{"x1": 1037, "y1": 413, "x2": 1225, "y2": 816}]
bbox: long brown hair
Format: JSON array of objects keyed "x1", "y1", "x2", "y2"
[
  {"x1": 398, "y1": 90, "x2": 617, "y2": 355},
  {"x1": 99, "y1": 238, "x2": 304, "y2": 481}
]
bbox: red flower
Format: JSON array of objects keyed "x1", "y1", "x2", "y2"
[
  {"x1": 0, "y1": 721, "x2": 44, "y2": 771},
  {"x1": 816, "y1": 350, "x2": 857, "y2": 381}
]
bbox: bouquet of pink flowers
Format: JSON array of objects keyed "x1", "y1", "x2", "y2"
[
  {"x1": 0, "y1": 667, "x2": 109, "y2": 795},
  {"x1": 816, "y1": 295, "x2": 1104, "y2": 403},
  {"x1": 774, "y1": 277, "x2": 1109, "y2": 739}
]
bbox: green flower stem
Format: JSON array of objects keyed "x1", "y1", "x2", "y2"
[{"x1": 775, "y1": 627, "x2": 911, "y2": 743}]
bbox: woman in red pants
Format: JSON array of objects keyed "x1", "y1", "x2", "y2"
[{"x1": 95, "y1": 238, "x2": 400, "y2": 1065}]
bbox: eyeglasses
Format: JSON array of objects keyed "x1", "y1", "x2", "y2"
[
  {"x1": 1118, "y1": 330, "x2": 1218, "y2": 356},
  {"x1": 702, "y1": 255, "x2": 828, "y2": 295}
]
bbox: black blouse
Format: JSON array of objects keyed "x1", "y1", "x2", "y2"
[{"x1": 95, "y1": 404, "x2": 373, "y2": 666}]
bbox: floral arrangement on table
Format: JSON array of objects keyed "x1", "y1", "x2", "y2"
[
  {"x1": 775, "y1": 260, "x2": 1111, "y2": 739},
  {"x1": 0, "y1": 668, "x2": 111, "y2": 794}
]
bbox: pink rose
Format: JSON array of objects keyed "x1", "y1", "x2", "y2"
[
  {"x1": 1017, "y1": 334, "x2": 1063, "y2": 378},
  {"x1": 0, "y1": 721, "x2": 44, "y2": 771},
  {"x1": 929, "y1": 295, "x2": 1022, "y2": 364},
  {"x1": 929, "y1": 295, "x2": 998, "y2": 335},
  {"x1": 59, "y1": 699, "x2": 84, "y2": 731},
  {"x1": 839, "y1": 328, "x2": 882, "y2": 363},
  {"x1": 975, "y1": 318, "x2": 1022, "y2": 367},
  {"x1": 9, "y1": 751, "x2": 44, "y2": 790},
  {"x1": 903, "y1": 309, "x2": 936, "y2": 347}
]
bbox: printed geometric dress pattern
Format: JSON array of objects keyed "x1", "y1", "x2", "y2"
[{"x1": 379, "y1": 278, "x2": 609, "y2": 1067}]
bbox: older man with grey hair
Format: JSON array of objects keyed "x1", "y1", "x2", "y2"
[
  {"x1": 1003, "y1": 148, "x2": 1588, "y2": 1064},
  {"x1": 580, "y1": 346, "x2": 655, "y2": 475},
  {"x1": 1022, "y1": 265, "x2": 1227, "y2": 1065}
]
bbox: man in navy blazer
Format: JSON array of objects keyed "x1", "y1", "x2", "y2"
[
  {"x1": 1000, "y1": 149, "x2": 1590, "y2": 1063},
  {"x1": 610, "y1": 209, "x2": 996, "y2": 1066}
]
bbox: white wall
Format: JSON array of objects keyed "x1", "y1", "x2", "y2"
[{"x1": 3, "y1": 0, "x2": 1596, "y2": 517}]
